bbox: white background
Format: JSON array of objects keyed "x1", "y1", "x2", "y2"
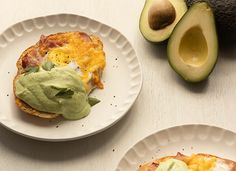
[{"x1": 0, "y1": 0, "x2": 235, "y2": 170}]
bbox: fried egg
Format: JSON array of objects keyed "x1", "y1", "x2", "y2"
[
  {"x1": 20, "y1": 32, "x2": 106, "y2": 93},
  {"x1": 185, "y1": 154, "x2": 233, "y2": 171},
  {"x1": 43, "y1": 32, "x2": 105, "y2": 91}
]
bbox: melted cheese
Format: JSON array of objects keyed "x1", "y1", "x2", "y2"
[
  {"x1": 46, "y1": 32, "x2": 105, "y2": 90},
  {"x1": 185, "y1": 154, "x2": 216, "y2": 171}
]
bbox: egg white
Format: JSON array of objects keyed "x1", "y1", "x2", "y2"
[{"x1": 212, "y1": 159, "x2": 231, "y2": 171}]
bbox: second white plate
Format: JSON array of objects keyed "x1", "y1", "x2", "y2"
[
  {"x1": 0, "y1": 14, "x2": 142, "y2": 141},
  {"x1": 116, "y1": 124, "x2": 236, "y2": 171}
]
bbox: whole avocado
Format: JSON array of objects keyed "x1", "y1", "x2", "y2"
[{"x1": 186, "y1": 0, "x2": 236, "y2": 43}]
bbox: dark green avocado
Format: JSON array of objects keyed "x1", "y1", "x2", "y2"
[
  {"x1": 186, "y1": 0, "x2": 236, "y2": 42},
  {"x1": 139, "y1": 0, "x2": 187, "y2": 43},
  {"x1": 168, "y1": 2, "x2": 218, "y2": 82}
]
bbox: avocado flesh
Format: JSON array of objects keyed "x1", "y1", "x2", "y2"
[
  {"x1": 168, "y1": 2, "x2": 218, "y2": 82},
  {"x1": 139, "y1": 0, "x2": 187, "y2": 42},
  {"x1": 179, "y1": 26, "x2": 208, "y2": 67}
]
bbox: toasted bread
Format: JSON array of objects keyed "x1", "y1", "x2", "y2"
[
  {"x1": 13, "y1": 32, "x2": 105, "y2": 119},
  {"x1": 138, "y1": 153, "x2": 236, "y2": 171}
]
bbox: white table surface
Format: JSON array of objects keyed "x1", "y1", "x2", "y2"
[{"x1": 0, "y1": 0, "x2": 236, "y2": 170}]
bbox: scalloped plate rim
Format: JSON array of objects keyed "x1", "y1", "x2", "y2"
[
  {"x1": 0, "y1": 13, "x2": 143, "y2": 141},
  {"x1": 116, "y1": 124, "x2": 236, "y2": 171}
]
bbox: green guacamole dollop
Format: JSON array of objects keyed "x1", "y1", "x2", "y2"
[
  {"x1": 155, "y1": 159, "x2": 188, "y2": 171},
  {"x1": 15, "y1": 66, "x2": 91, "y2": 120}
]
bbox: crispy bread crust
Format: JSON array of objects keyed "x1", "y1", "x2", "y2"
[
  {"x1": 13, "y1": 31, "x2": 104, "y2": 119},
  {"x1": 138, "y1": 153, "x2": 236, "y2": 171}
]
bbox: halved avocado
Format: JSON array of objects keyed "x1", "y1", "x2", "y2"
[
  {"x1": 139, "y1": 0, "x2": 187, "y2": 42},
  {"x1": 167, "y1": 2, "x2": 218, "y2": 82},
  {"x1": 186, "y1": 0, "x2": 236, "y2": 43}
]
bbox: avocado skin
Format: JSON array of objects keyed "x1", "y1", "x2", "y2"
[{"x1": 186, "y1": 0, "x2": 236, "y2": 43}]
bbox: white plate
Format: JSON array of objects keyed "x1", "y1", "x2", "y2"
[
  {"x1": 116, "y1": 124, "x2": 236, "y2": 171},
  {"x1": 0, "y1": 14, "x2": 142, "y2": 141}
]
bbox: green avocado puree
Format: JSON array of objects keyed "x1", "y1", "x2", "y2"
[
  {"x1": 155, "y1": 159, "x2": 188, "y2": 171},
  {"x1": 15, "y1": 66, "x2": 92, "y2": 120}
]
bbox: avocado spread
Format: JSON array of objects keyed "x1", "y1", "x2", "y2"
[
  {"x1": 155, "y1": 159, "x2": 188, "y2": 171},
  {"x1": 15, "y1": 66, "x2": 94, "y2": 120}
]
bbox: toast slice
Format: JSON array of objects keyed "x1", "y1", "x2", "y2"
[
  {"x1": 138, "y1": 152, "x2": 236, "y2": 171},
  {"x1": 13, "y1": 32, "x2": 105, "y2": 119}
]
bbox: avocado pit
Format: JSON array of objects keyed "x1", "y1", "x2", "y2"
[
  {"x1": 179, "y1": 26, "x2": 208, "y2": 67},
  {"x1": 148, "y1": 0, "x2": 176, "y2": 30}
]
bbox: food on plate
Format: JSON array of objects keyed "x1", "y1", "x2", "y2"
[
  {"x1": 13, "y1": 31, "x2": 106, "y2": 120},
  {"x1": 186, "y1": 0, "x2": 236, "y2": 43},
  {"x1": 138, "y1": 152, "x2": 236, "y2": 171},
  {"x1": 167, "y1": 2, "x2": 218, "y2": 82},
  {"x1": 139, "y1": 0, "x2": 187, "y2": 42}
]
